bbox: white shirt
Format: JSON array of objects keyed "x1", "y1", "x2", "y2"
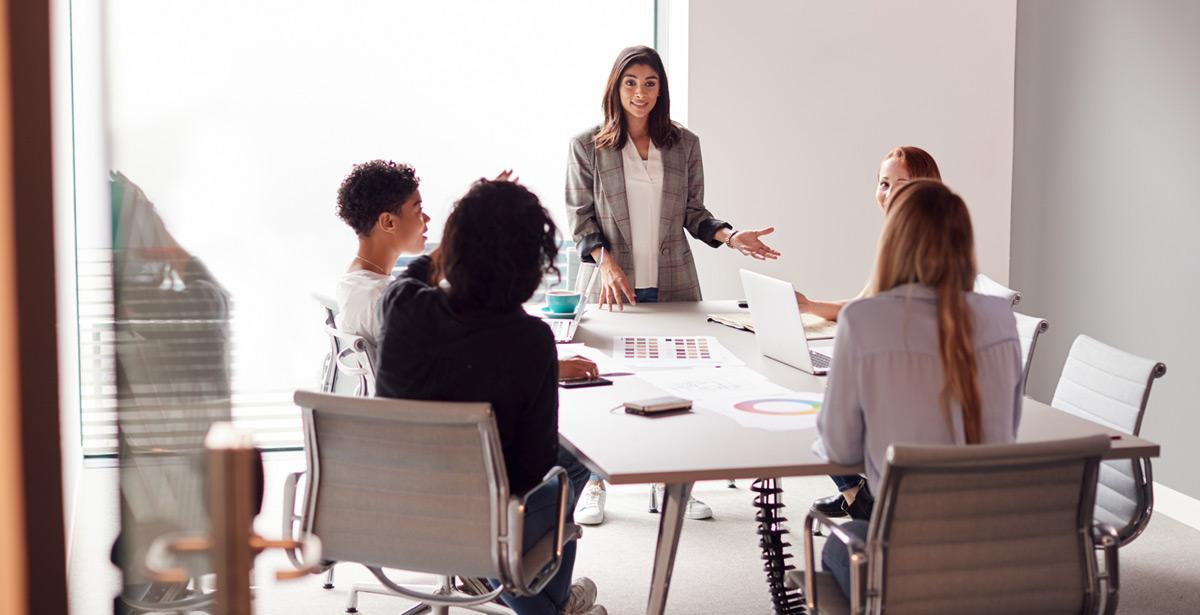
[
  {"x1": 335, "y1": 269, "x2": 392, "y2": 349},
  {"x1": 622, "y1": 138, "x2": 664, "y2": 289}
]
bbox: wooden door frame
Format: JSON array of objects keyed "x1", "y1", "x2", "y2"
[{"x1": 3, "y1": 0, "x2": 70, "y2": 611}]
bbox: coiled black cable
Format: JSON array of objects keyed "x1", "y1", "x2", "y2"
[{"x1": 752, "y1": 477, "x2": 806, "y2": 614}]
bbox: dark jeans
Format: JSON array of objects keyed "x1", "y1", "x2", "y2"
[
  {"x1": 830, "y1": 474, "x2": 862, "y2": 492},
  {"x1": 492, "y1": 473, "x2": 578, "y2": 615},
  {"x1": 821, "y1": 519, "x2": 870, "y2": 599},
  {"x1": 634, "y1": 287, "x2": 659, "y2": 303},
  {"x1": 558, "y1": 447, "x2": 591, "y2": 501}
]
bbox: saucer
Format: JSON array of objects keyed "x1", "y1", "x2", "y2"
[{"x1": 542, "y1": 305, "x2": 578, "y2": 319}]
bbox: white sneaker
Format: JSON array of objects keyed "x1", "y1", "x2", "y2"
[
  {"x1": 685, "y1": 495, "x2": 713, "y2": 520},
  {"x1": 575, "y1": 485, "x2": 606, "y2": 525},
  {"x1": 653, "y1": 485, "x2": 714, "y2": 520},
  {"x1": 562, "y1": 577, "x2": 597, "y2": 613}
]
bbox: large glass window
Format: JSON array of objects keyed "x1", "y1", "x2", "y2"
[{"x1": 73, "y1": 1, "x2": 655, "y2": 454}]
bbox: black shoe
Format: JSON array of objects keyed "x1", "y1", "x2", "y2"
[
  {"x1": 811, "y1": 493, "x2": 850, "y2": 518},
  {"x1": 845, "y1": 481, "x2": 875, "y2": 521}
]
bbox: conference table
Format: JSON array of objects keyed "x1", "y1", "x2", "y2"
[{"x1": 551, "y1": 300, "x2": 1161, "y2": 615}]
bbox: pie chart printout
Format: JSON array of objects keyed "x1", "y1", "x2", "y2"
[
  {"x1": 734, "y1": 397, "x2": 822, "y2": 416},
  {"x1": 699, "y1": 392, "x2": 825, "y2": 431}
]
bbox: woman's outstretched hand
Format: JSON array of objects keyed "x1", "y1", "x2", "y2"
[{"x1": 730, "y1": 227, "x2": 781, "y2": 260}]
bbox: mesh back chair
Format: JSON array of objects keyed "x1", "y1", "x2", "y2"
[
  {"x1": 793, "y1": 436, "x2": 1118, "y2": 615},
  {"x1": 287, "y1": 391, "x2": 580, "y2": 615},
  {"x1": 312, "y1": 292, "x2": 376, "y2": 397},
  {"x1": 974, "y1": 273, "x2": 1021, "y2": 306},
  {"x1": 284, "y1": 294, "x2": 383, "y2": 596},
  {"x1": 1014, "y1": 312, "x2": 1050, "y2": 390},
  {"x1": 1052, "y1": 335, "x2": 1166, "y2": 547}
]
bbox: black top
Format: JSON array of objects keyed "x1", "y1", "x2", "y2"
[{"x1": 374, "y1": 255, "x2": 559, "y2": 495}]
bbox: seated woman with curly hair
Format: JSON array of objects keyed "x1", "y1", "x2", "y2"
[{"x1": 374, "y1": 179, "x2": 607, "y2": 615}]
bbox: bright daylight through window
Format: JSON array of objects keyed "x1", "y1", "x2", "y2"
[{"x1": 70, "y1": 1, "x2": 655, "y2": 454}]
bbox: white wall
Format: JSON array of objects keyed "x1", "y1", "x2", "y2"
[
  {"x1": 684, "y1": 0, "x2": 1016, "y2": 300},
  {"x1": 1011, "y1": 0, "x2": 1200, "y2": 500}
]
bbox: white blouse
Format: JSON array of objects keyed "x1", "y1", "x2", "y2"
[{"x1": 622, "y1": 138, "x2": 664, "y2": 289}]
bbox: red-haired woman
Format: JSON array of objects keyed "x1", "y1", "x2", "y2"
[{"x1": 795, "y1": 146, "x2": 942, "y2": 321}]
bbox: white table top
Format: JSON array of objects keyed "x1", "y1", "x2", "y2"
[{"x1": 552, "y1": 300, "x2": 1160, "y2": 485}]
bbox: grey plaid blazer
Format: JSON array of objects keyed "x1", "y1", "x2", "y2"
[{"x1": 564, "y1": 125, "x2": 730, "y2": 302}]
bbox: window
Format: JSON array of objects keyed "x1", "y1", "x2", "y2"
[{"x1": 71, "y1": 1, "x2": 656, "y2": 454}]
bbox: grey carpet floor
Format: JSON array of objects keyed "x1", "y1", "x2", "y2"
[{"x1": 69, "y1": 454, "x2": 1200, "y2": 614}]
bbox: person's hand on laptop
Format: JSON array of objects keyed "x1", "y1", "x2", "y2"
[
  {"x1": 795, "y1": 290, "x2": 812, "y2": 312},
  {"x1": 559, "y1": 356, "x2": 599, "y2": 380}
]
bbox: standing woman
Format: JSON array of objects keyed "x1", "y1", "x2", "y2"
[
  {"x1": 566, "y1": 45, "x2": 780, "y2": 311},
  {"x1": 564, "y1": 45, "x2": 780, "y2": 525}
]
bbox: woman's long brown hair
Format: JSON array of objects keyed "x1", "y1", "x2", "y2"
[
  {"x1": 873, "y1": 180, "x2": 983, "y2": 443},
  {"x1": 593, "y1": 45, "x2": 680, "y2": 150}
]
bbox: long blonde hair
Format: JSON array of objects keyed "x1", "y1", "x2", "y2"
[{"x1": 873, "y1": 180, "x2": 982, "y2": 443}]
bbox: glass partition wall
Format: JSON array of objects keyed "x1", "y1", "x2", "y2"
[{"x1": 68, "y1": 1, "x2": 654, "y2": 610}]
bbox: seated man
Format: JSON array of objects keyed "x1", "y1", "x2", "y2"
[{"x1": 374, "y1": 179, "x2": 607, "y2": 615}]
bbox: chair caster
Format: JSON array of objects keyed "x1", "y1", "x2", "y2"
[
  {"x1": 345, "y1": 609, "x2": 358, "y2": 614},
  {"x1": 324, "y1": 583, "x2": 335, "y2": 589}
]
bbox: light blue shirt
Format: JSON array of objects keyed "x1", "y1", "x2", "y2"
[{"x1": 816, "y1": 283, "x2": 1024, "y2": 488}]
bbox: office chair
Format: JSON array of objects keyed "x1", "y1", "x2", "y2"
[
  {"x1": 974, "y1": 273, "x2": 1021, "y2": 306},
  {"x1": 286, "y1": 391, "x2": 581, "y2": 615},
  {"x1": 1014, "y1": 312, "x2": 1050, "y2": 390},
  {"x1": 1052, "y1": 334, "x2": 1167, "y2": 547},
  {"x1": 792, "y1": 436, "x2": 1119, "y2": 615},
  {"x1": 284, "y1": 294, "x2": 376, "y2": 594}
]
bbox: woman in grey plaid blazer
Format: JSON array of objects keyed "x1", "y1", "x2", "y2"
[{"x1": 565, "y1": 45, "x2": 780, "y2": 310}]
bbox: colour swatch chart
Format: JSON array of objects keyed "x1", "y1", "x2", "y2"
[{"x1": 614, "y1": 335, "x2": 739, "y2": 367}]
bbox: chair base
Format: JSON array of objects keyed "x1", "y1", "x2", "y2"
[{"x1": 346, "y1": 577, "x2": 515, "y2": 615}]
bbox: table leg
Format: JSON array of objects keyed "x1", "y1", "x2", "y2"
[{"x1": 646, "y1": 481, "x2": 693, "y2": 615}]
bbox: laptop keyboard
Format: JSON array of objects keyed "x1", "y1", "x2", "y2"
[
  {"x1": 810, "y1": 351, "x2": 831, "y2": 370},
  {"x1": 548, "y1": 319, "x2": 574, "y2": 343}
]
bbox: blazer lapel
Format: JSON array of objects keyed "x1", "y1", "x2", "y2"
[
  {"x1": 658, "y1": 142, "x2": 687, "y2": 248},
  {"x1": 596, "y1": 145, "x2": 632, "y2": 248}
]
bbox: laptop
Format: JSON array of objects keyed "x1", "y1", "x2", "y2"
[
  {"x1": 547, "y1": 263, "x2": 601, "y2": 343},
  {"x1": 547, "y1": 302, "x2": 587, "y2": 343},
  {"x1": 739, "y1": 269, "x2": 834, "y2": 375}
]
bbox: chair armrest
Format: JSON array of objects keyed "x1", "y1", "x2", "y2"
[
  {"x1": 281, "y1": 470, "x2": 312, "y2": 570},
  {"x1": 506, "y1": 465, "x2": 573, "y2": 597},
  {"x1": 1093, "y1": 521, "x2": 1120, "y2": 615},
  {"x1": 804, "y1": 509, "x2": 868, "y2": 615}
]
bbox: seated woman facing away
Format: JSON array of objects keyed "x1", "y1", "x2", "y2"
[
  {"x1": 806, "y1": 145, "x2": 944, "y2": 523},
  {"x1": 816, "y1": 179, "x2": 1023, "y2": 598},
  {"x1": 373, "y1": 179, "x2": 606, "y2": 615}
]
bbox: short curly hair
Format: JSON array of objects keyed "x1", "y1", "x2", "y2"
[
  {"x1": 336, "y1": 160, "x2": 420, "y2": 237},
  {"x1": 436, "y1": 180, "x2": 560, "y2": 312}
]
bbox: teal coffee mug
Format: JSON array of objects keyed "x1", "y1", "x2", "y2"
[{"x1": 545, "y1": 289, "x2": 581, "y2": 314}]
